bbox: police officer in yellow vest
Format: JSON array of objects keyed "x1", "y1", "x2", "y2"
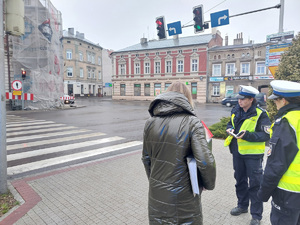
[
  {"x1": 258, "y1": 80, "x2": 300, "y2": 225},
  {"x1": 225, "y1": 85, "x2": 271, "y2": 225}
]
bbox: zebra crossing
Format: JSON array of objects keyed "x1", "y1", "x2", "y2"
[{"x1": 6, "y1": 115, "x2": 143, "y2": 178}]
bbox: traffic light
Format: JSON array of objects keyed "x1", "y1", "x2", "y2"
[
  {"x1": 193, "y1": 5, "x2": 204, "y2": 33},
  {"x1": 21, "y1": 68, "x2": 26, "y2": 80},
  {"x1": 156, "y1": 16, "x2": 166, "y2": 40}
]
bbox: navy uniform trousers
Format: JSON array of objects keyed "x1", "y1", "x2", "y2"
[{"x1": 233, "y1": 155, "x2": 263, "y2": 220}]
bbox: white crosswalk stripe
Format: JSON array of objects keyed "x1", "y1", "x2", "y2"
[
  {"x1": 6, "y1": 116, "x2": 142, "y2": 177},
  {"x1": 7, "y1": 123, "x2": 64, "y2": 132},
  {"x1": 7, "y1": 126, "x2": 77, "y2": 137}
]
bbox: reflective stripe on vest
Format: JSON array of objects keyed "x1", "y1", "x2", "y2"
[
  {"x1": 274, "y1": 111, "x2": 300, "y2": 193},
  {"x1": 233, "y1": 108, "x2": 265, "y2": 155}
]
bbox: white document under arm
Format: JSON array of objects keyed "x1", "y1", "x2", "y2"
[{"x1": 187, "y1": 156, "x2": 200, "y2": 197}]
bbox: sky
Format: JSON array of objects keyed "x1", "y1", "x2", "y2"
[{"x1": 50, "y1": 0, "x2": 300, "y2": 51}]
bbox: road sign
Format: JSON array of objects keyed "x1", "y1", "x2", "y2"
[
  {"x1": 266, "y1": 31, "x2": 294, "y2": 42},
  {"x1": 12, "y1": 80, "x2": 22, "y2": 91},
  {"x1": 167, "y1": 21, "x2": 182, "y2": 36},
  {"x1": 265, "y1": 43, "x2": 291, "y2": 67},
  {"x1": 210, "y1": 9, "x2": 229, "y2": 28}
]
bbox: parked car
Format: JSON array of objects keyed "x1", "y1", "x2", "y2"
[
  {"x1": 63, "y1": 95, "x2": 75, "y2": 105},
  {"x1": 221, "y1": 93, "x2": 266, "y2": 107}
]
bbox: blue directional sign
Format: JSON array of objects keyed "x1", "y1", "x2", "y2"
[
  {"x1": 167, "y1": 21, "x2": 182, "y2": 36},
  {"x1": 210, "y1": 9, "x2": 229, "y2": 28}
]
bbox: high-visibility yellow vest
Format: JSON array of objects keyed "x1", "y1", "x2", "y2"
[
  {"x1": 272, "y1": 111, "x2": 300, "y2": 193},
  {"x1": 224, "y1": 108, "x2": 266, "y2": 155}
]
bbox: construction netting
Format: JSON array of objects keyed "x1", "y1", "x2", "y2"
[{"x1": 9, "y1": 0, "x2": 64, "y2": 110}]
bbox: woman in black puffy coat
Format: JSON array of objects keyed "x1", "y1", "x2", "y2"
[{"x1": 142, "y1": 82, "x2": 216, "y2": 225}]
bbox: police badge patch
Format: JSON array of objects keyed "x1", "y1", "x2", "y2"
[{"x1": 263, "y1": 125, "x2": 271, "y2": 134}]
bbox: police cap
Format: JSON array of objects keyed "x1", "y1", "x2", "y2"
[
  {"x1": 236, "y1": 85, "x2": 259, "y2": 99},
  {"x1": 268, "y1": 80, "x2": 300, "y2": 100}
]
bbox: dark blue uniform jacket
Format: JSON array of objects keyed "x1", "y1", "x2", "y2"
[
  {"x1": 226, "y1": 104, "x2": 271, "y2": 158},
  {"x1": 258, "y1": 103, "x2": 300, "y2": 209}
]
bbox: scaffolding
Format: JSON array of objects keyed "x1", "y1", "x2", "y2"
[{"x1": 9, "y1": 0, "x2": 64, "y2": 109}]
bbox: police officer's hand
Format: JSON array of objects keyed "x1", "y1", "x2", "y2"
[
  {"x1": 236, "y1": 130, "x2": 246, "y2": 139},
  {"x1": 226, "y1": 128, "x2": 234, "y2": 135}
]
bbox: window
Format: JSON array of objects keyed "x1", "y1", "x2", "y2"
[
  {"x1": 81, "y1": 84, "x2": 84, "y2": 94},
  {"x1": 154, "y1": 83, "x2": 161, "y2": 96},
  {"x1": 87, "y1": 53, "x2": 91, "y2": 62},
  {"x1": 178, "y1": 50, "x2": 182, "y2": 54},
  {"x1": 79, "y1": 52, "x2": 83, "y2": 61},
  {"x1": 256, "y1": 62, "x2": 266, "y2": 74},
  {"x1": 144, "y1": 62, "x2": 150, "y2": 74},
  {"x1": 98, "y1": 71, "x2": 101, "y2": 79},
  {"x1": 67, "y1": 67, "x2": 73, "y2": 77},
  {"x1": 166, "y1": 61, "x2": 172, "y2": 73},
  {"x1": 120, "y1": 84, "x2": 126, "y2": 96},
  {"x1": 88, "y1": 69, "x2": 91, "y2": 78},
  {"x1": 212, "y1": 64, "x2": 221, "y2": 76},
  {"x1": 155, "y1": 62, "x2": 161, "y2": 74},
  {"x1": 91, "y1": 55, "x2": 95, "y2": 64},
  {"x1": 258, "y1": 51, "x2": 262, "y2": 56},
  {"x1": 226, "y1": 63, "x2": 235, "y2": 75},
  {"x1": 232, "y1": 54, "x2": 235, "y2": 58},
  {"x1": 120, "y1": 64, "x2": 125, "y2": 75},
  {"x1": 134, "y1": 84, "x2": 141, "y2": 96},
  {"x1": 145, "y1": 53, "x2": 149, "y2": 56},
  {"x1": 177, "y1": 60, "x2": 183, "y2": 72},
  {"x1": 66, "y1": 50, "x2": 72, "y2": 60},
  {"x1": 98, "y1": 57, "x2": 101, "y2": 65},
  {"x1": 92, "y1": 69, "x2": 95, "y2": 78},
  {"x1": 212, "y1": 85, "x2": 220, "y2": 96},
  {"x1": 136, "y1": 54, "x2": 139, "y2": 57},
  {"x1": 80, "y1": 68, "x2": 84, "y2": 78},
  {"x1": 156, "y1": 52, "x2": 159, "y2": 55},
  {"x1": 214, "y1": 55, "x2": 216, "y2": 60},
  {"x1": 144, "y1": 84, "x2": 150, "y2": 96},
  {"x1": 135, "y1": 63, "x2": 140, "y2": 74},
  {"x1": 241, "y1": 63, "x2": 250, "y2": 75},
  {"x1": 218, "y1": 55, "x2": 221, "y2": 59},
  {"x1": 167, "y1": 51, "x2": 171, "y2": 55},
  {"x1": 165, "y1": 83, "x2": 171, "y2": 90},
  {"x1": 191, "y1": 59, "x2": 198, "y2": 72},
  {"x1": 227, "y1": 54, "x2": 230, "y2": 59},
  {"x1": 193, "y1": 49, "x2": 197, "y2": 52}
]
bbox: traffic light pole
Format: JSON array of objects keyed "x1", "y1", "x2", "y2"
[
  {"x1": 182, "y1": 4, "x2": 281, "y2": 29},
  {"x1": 0, "y1": 0, "x2": 8, "y2": 194}
]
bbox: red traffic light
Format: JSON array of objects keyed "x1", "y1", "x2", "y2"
[
  {"x1": 21, "y1": 69, "x2": 26, "y2": 80},
  {"x1": 156, "y1": 19, "x2": 162, "y2": 26}
]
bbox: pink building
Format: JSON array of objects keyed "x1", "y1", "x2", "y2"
[{"x1": 111, "y1": 32, "x2": 222, "y2": 103}]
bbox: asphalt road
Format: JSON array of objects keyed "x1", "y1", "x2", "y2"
[{"x1": 9, "y1": 97, "x2": 232, "y2": 142}]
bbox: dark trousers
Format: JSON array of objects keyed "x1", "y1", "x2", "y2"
[
  {"x1": 270, "y1": 201, "x2": 300, "y2": 225},
  {"x1": 232, "y1": 156, "x2": 263, "y2": 220}
]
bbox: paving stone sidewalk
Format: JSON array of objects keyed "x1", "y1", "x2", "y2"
[{"x1": 1, "y1": 139, "x2": 272, "y2": 225}]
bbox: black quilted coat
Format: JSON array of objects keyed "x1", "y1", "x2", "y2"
[{"x1": 142, "y1": 92, "x2": 216, "y2": 225}]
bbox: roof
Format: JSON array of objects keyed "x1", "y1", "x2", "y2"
[
  {"x1": 208, "y1": 42, "x2": 269, "y2": 51},
  {"x1": 62, "y1": 30, "x2": 103, "y2": 49},
  {"x1": 115, "y1": 34, "x2": 214, "y2": 53}
]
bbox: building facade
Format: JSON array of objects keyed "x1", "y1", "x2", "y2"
[
  {"x1": 111, "y1": 33, "x2": 223, "y2": 103},
  {"x1": 208, "y1": 34, "x2": 273, "y2": 103},
  {"x1": 62, "y1": 28, "x2": 103, "y2": 97}
]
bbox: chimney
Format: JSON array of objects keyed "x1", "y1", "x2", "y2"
[
  {"x1": 68, "y1": 28, "x2": 74, "y2": 36},
  {"x1": 233, "y1": 32, "x2": 243, "y2": 45},
  {"x1": 76, "y1": 31, "x2": 85, "y2": 39},
  {"x1": 225, "y1": 35, "x2": 228, "y2": 46},
  {"x1": 140, "y1": 37, "x2": 147, "y2": 44}
]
